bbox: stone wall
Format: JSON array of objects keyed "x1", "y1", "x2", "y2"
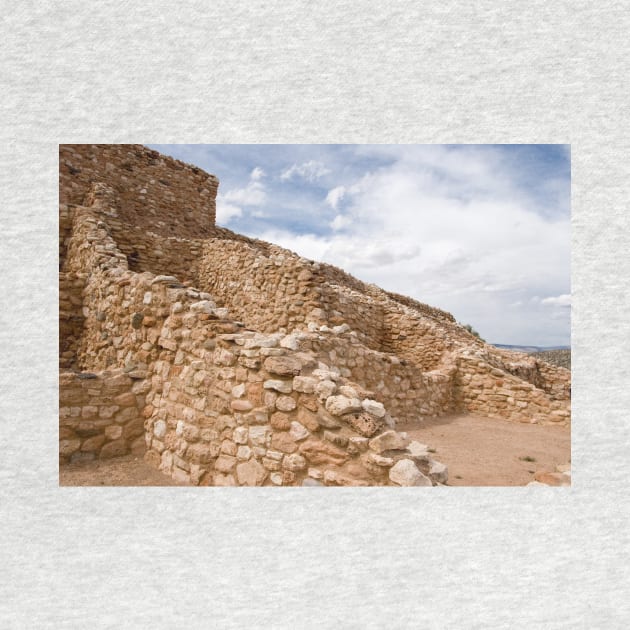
[
  {"x1": 59, "y1": 370, "x2": 146, "y2": 464},
  {"x1": 59, "y1": 144, "x2": 218, "y2": 240}
]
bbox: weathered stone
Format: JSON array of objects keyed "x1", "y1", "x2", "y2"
[
  {"x1": 270, "y1": 412, "x2": 291, "y2": 431},
  {"x1": 263, "y1": 355, "x2": 303, "y2": 376},
  {"x1": 325, "y1": 395, "x2": 362, "y2": 416},
  {"x1": 276, "y1": 395, "x2": 296, "y2": 412},
  {"x1": 361, "y1": 399, "x2": 386, "y2": 419},
  {"x1": 264, "y1": 379, "x2": 293, "y2": 394},
  {"x1": 231, "y1": 399, "x2": 253, "y2": 412},
  {"x1": 323, "y1": 430, "x2": 348, "y2": 448},
  {"x1": 289, "y1": 421, "x2": 309, "y2": 441},
  {"x1": 236, "y1": 458, "x2": 267, "y2": 486},
  {"x1": 428, "y1": 460, "x2": 448, "y2": 484},
  {"x1": 249, "y1": 425, "x2": 271, "y2": 447},
  {"x1": 300, "y1": 438, "x2": 349, "y2": 466},
  {"x1": 293, "y1": 376, "x2": 317, "y2": 393},
  {"x1": 367, "y1": 452, "x2": 394, "y2": 467},
  {"x1": 271, "y1": 431, "x2": 298, "y2": 453},
  {"x1": 236, "y1": 445, "x2": 252, "y2": 460},
  {"x1": 283, "y1": 453, "x2": 307, "y2": 472},
  {"x1": 389, "y1": 459, "x2": 432, "y2": 486},
  {"x1": 315, "y1": 411, "x2": 341, "y2": 430},
  {"x1": 214, "y1": 455, "x2": 236, "y2": 473},
  {"x1": 407, "y1": 441, "x2": 429, "y2": 457},
  {"x1": 368, "y1": 430, "x2": 410, "y2": 453},
  {"x1": 345, "y1": 412, "x2": 383, "y2": 437},
  {"x1": 233, "y1": 426, "x2": 248, "y2": 444}
]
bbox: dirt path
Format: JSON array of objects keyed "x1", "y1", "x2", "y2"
[{"x1": 398, "y1": 414, "x2": 571, "y2": 486}]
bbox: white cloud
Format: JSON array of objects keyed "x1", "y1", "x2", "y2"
[
  {"x1": 326, "y1": 186, "x2": 346, "y2": 209},
  {"x1": 330, "y1": 214, "x2": 351, "y2": 231},
  {"x1": 541, "y1": 294, "x2": 571, "y2": 307},
  {"x1": 215, "y1": 200, "x2": 243, "y2": 224},
  {"x1": 251, "y1": 167, "x2": 266, "y2": 181},
  {"x1": 280, "y1": 160, "x2": 330, "y2": 182},
  {"x1": 216, "y1": 168, "x2": 268, "y2": 224}
]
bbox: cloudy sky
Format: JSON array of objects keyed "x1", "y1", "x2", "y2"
[{"x1": 148, "y1": 144, "x2": 570, "y2": 347}]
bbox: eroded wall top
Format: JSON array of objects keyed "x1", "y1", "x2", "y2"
[{"x1": 59, "y1": 144, "x2": 218, "y2": 238}]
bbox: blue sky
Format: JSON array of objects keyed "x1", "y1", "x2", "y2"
[{"x1": 148, "y1": 144, "x2": 570, "y2": 346}]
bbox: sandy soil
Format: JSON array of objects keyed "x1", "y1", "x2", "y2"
[
  {"x1": 398, "y1": 414, "x2": 571, "y2": 486},
  {"x1": 59, "y1": 452, "x2": 181, "y2": 486},
  {"x1": 60, "y1": 414, "x2": 570, "y2": 487}
]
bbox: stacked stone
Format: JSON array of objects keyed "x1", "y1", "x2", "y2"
[
  {"x1": 59, "y1": 144, "x2": 218, "y2": 239},
  {"x1": 142, "y1": 308, "x2": 449, "y2": 486},
  {"x1": 59, "y1": 370, "x2": 146, "y2": 464},
  {"x1": 453, "y1": 353, "x2": 570, "y2": 426}
]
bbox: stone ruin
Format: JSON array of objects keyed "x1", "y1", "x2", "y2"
[{"x1": 59, "y1": 144, "x2": 571, "y2": 486}]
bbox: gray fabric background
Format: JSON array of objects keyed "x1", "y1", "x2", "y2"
[{"x1": 1, "y1": 1, "x2": 628, "y2": 627}]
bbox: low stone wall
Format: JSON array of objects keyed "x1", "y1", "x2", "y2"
[
  {"x1": 59, "y1": 370, "x2": 146, "y2": 464},
  {"x1": 143, "y1": 308, "x2": 447, "y2": 486},
  {"x1": 453, "y1": 352, "x2": 570, "y2": 425}
]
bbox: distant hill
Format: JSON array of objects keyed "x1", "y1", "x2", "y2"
[{"x1": 492, "y1": 343, "x2": 570, "y2": 353}]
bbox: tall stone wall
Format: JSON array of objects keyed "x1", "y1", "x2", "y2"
[{"x1": 59, "y1": 144, "x2": 218, "y2": 242}]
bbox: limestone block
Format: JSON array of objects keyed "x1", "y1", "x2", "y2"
[
  {"x1": 237, "y1": 445, "x2": 252, "y2": 461},
  {"x1": 152, "y1": 419, "x2": 167, "y2": 439},
  {"x1": 263, "y1": 355, "x2": 303, "y2": 376},
  {"x1": 299, "y1": 438, "x2": 349, "y2": 466},
  {"x1": 388, "y1": 459, "x2": 432, "y2": 486},
  {"x1": 271, "y1": 431, "x2": 298, "y2": 454},
  {"x1": 367, "y1": 452, "x2": 394, "y2": 467},
  {"x1": 233, "y1": 426, "x2": 248, "y2": 444},
  {"x1": 293, "y1": 376, "x2": 317, "y2": 394},
  {"x1": 214, "y1": 455, "x2": 236, "y2": 473},
  {"x1": 289, "y1": 421, "x2": 309, "y2": 441},
  {"x1": 368, "y1": 430, "x2": 410, "y2": 454},
  {"x1": 283, "y1": 453, "x2": 307, "y2": 472},
  {"x1": 270, "y1": 472, "x2": 284, "y2": 485},
  {"x1": 236, "y1": 458, "x2": 267, "y2": 486},
  {"x1": 276, "y1": 395, "x2": 296, "y2": 412},
  {"x1": 249, "y1": 425, "x2": 271, "y2": 447},
  {"x1": 361, "y1": 399, "x2": 386, "y2": 419},
  {"x1": 315, "y1": 379, "x2": 337, "y2": 400},
  {"x1": 345, "y1": 412, "x2": 383, "y2": 437},
  {"x1": 428, "y1": 460, "x2": 448, "y2": 484},
  {"x1": 325, "y1": 395, "x2": 362, "y2": 416},
  {"x1": 231, "y1": 399, "x2": 253, "y2": 412},
  {"x1": 263, "y1": 379, "x2": 293, "y2": 394}
]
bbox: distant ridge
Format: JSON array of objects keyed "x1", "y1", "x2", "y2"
[{"x1": 492, "y1": 344, "x2": 571, "y2": 353}]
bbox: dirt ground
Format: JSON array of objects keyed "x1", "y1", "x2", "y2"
[
  {"x1": 59, "y1": 414, "x2": 570, "y2": 487},
  {"x1": 59, "y1": 452, "x2": 181, "y2": 486},
  {"x1": 398, "y1": 414, "x2": 571, "y2": 486}
]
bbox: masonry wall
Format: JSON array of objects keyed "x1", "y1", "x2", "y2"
[
  {"x1": 59, "y1": 144, "x2": 218, "y2": 239},
  {"x1": 59, "y1": 370, "x2": 146, "y2": 464}
]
